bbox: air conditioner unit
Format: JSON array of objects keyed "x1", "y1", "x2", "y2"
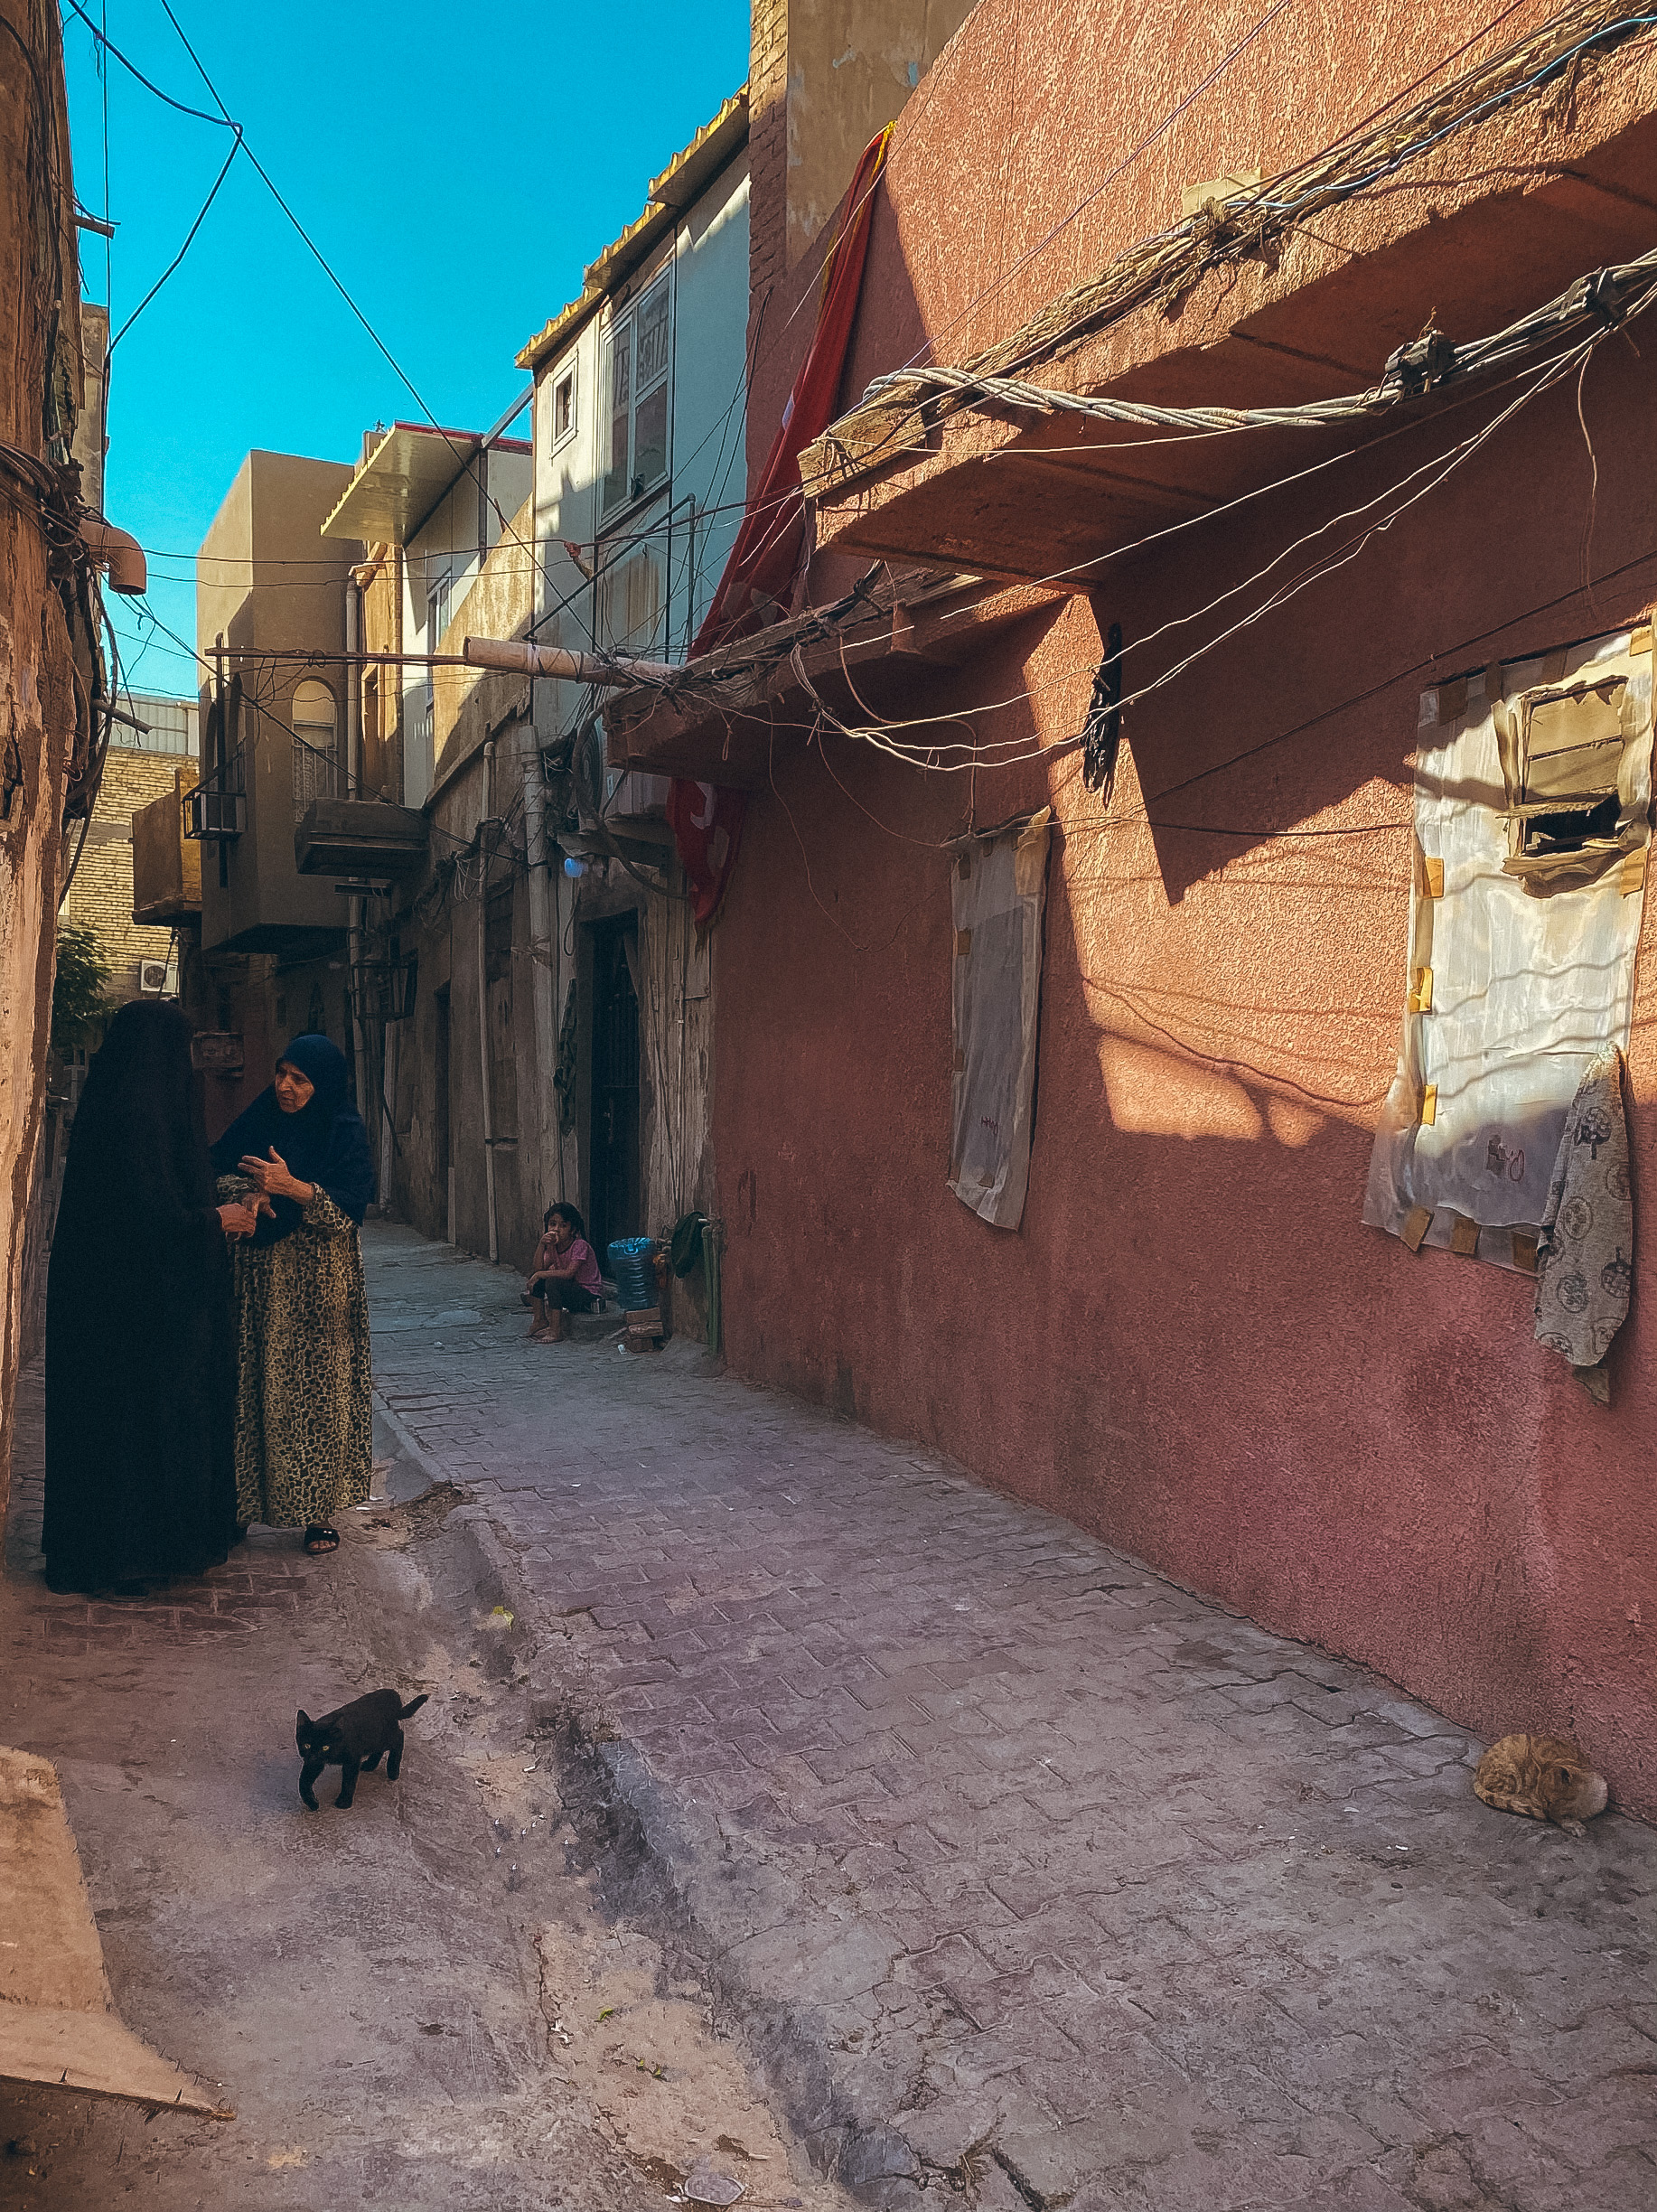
[{"x1": 138, "y1": 960, "x2": 169, "y2": 995}]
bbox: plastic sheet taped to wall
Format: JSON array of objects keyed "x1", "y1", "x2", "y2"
[
  {"x1": 1363, "y1": 625, "x2": 1652, "y2": 1272},
  {"x1": 949, "y1": 810, "x2": 1050, "y2": 1230}
]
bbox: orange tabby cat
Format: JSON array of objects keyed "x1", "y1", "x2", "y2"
[{"x1": 1474, "y1": 1733, "x2": 1608, "y2": 1836}]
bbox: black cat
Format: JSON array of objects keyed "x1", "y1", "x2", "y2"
[{"x1": 295, "y1": 1689, "x2": 428, "y2": 1809}]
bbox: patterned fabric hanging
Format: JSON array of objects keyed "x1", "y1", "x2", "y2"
[{"x1": 1534, "y1": 1043, "x2": 1633, "y2": 1400}]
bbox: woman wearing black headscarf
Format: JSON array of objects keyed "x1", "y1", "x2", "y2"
[
  {"x1": 43, "y1": 1002, "x2": 257, "y2": 1594},
  {"x1": 209, "y1": 1033, "x2": 374, "y2": 1556}
]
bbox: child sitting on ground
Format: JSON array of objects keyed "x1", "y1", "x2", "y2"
[{"x1": 523, "y1": 1203, "x2": 604, "y2": 1340}]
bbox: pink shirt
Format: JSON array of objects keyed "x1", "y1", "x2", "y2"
[
  {"x1": 537, "y1": 1231, "x2": 602, "y2": 1296},
  {"x1": 566, "y1": 1236, "x2": 604, "y2": 1296}
]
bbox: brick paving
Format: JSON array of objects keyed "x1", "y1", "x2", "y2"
[
  {"x1": 4, "y1": 1359, "x2": 319, "y2": 1648},
  {"x1": 365, "y1": 1223, "x2": 1657, "y2": 2212}
]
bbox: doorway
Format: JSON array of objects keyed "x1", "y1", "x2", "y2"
[{"x1": 588, "y1": 916, "x2": 641, "y2": 1264}]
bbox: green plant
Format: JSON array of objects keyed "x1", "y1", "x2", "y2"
[{"x1": 51, "y1": 923, "x2": 113, "y2": 1052}]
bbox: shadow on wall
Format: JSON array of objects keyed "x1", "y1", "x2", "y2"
[
  {"x1": 716, "y1": 236, "x2": 1657, "y2": 1809},
  {"x1": 711, "y1": 620, "x2": 1657, "y2": 1816}
]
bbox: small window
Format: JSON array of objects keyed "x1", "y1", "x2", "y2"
[
  {"x1": 291, "y1": 680, "x2": 337, "y2": 820},
  {"x1": 601, "y1": 275, "x2": 671, "y2": 518},
  {"x1": 426, "y1": 558, "x2": 453, "y2": 643},
  {"x1": 550, "y1": 367, "x2": 576, "y2": 447}
]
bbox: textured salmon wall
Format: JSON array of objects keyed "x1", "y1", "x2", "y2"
[{"x1": 718, "y1": 0, "x2": 1657, "y2": 1812}]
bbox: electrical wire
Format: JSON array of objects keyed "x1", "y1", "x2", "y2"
[
  {"x1": 59, "y1": 0, "x2": 226, "y2": 125},
  {"x1": 912, "y1": 0, "x2": 1300, "y2": 370},
  {"x1": 603, "y1": 249, "x2": 1654, "y2": 766},
  {"x1": 75, "y1": 0, "x2": 542, "y2": 586},
  {"x1": 874, "y1": 0, "x2": 1536, "y2": 394},
  {"x1": 825, "y1": 0, "x2": 1657, "y2": 483},
  {"x1": 806, "y1": 329, "x2": 1609, "y2": 776},
  {"x1": 851, "y1": 243, "x2": 1657, "y2": 440},
  {"x1": 107, "y1": 128, "x2": 239, "y2": 354}
]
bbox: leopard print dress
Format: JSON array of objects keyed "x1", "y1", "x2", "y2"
[{"x1": 218, "y1": 1179, "x2": 372, "y2": 1530}]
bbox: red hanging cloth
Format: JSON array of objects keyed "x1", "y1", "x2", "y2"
[{"x1": 669, "y1": 124, "x2": 894, "y2": 928}]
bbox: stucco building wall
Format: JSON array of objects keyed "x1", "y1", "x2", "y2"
[
  {"x1": 0, "y1": 0, "x2": 86, "y2": 1518},
  {"x1": 710, "y1": 1, "x2": 1657, "y2": 1811},
  {"x1": 197, "y1": 449, "x2": 355, "y2": 957},
  {"x1": 749, "y1": 0, "x2": 978, "y2": 291}
]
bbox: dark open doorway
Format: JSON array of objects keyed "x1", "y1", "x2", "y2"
[{"x1": 588, "y1": 915, "x2": 641, "y2": 1264}]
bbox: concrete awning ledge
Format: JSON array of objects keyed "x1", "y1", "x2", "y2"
[
  {"x1": 802, "y1": 42, "x2": 1657, "y2": 580},
  {"x1": 321, "y1": 423, "x2": 529, "y2": 548},
  {"x1": 0, "y1": 1748, "x2": 230, "y2": 2116}
]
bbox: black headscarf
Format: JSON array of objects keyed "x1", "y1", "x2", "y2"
[
  {"x1": 209, "y1": 1032, "x2": 373, "y2": 1244},
  {"x1": 59, "y1": 1000, "x2": 215, "y2": 1238}
]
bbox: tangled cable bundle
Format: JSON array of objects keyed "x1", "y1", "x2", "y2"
[
  {"x1": 820, "y1": 0, "x2": 1657, "y2": 468},
  {"x1": 854, "y1": 247, "x2": 1657, "y2": 440}
]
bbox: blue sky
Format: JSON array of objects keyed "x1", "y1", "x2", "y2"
[{"x1": 64, "y1": 1, "x2": 750, "y2": 697}]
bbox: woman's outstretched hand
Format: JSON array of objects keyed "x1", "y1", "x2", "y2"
[{"x1": 238, "y1": 1145, "x2": 314, "y2": 1205}]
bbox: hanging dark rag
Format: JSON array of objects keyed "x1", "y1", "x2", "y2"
[
  {"x1": 1533, "y1": 1043, "x2": 1633, "y2": 1403},
  {"x1": 670, "y1": 1212, "x2": 706, "y2": 1279}
]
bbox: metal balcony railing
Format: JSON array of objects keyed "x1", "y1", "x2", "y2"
[
  {"x1": 183, "y1": 749, "x2": 246, "y2": 840},
  {"x1": 292, "y1": 731, "x2": 340, "y2": 822}
]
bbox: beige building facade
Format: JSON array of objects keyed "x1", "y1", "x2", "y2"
[{"x1": 61, "y1": 746, "x2": 185, "y2": 1000}]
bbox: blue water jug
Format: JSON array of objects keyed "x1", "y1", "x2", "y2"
[{"x1": 606, "y1": 1237, "x2": 658, "y2": 1311}]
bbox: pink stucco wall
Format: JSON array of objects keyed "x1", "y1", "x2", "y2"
[{"x1": 716, "y1": 0, "x2": 1657, "y2": 1814}]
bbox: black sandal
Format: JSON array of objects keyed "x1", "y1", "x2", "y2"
[{"x1": 304, "y1": 1525, "x2": 340, "y2": 1556}]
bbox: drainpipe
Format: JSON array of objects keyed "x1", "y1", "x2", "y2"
[
  {"x1": 79, "y1": 518, "x2": 146, "y2": 594},
  {"x1": 521, "y1": 729, "x2": 558, "y2": 1214},
  {"x1": 477, "y1": 739, "x2": 499, "y2": 1264},
  {"x1": 343, "y1": 583, "x2": 374, "y2": 1156},
  {"x1": 381, "y1": 1019, "x2": 398, "y2": 1218},
  {"x1": 344, "y1": 583, "x2": 361, "y2": 790}
]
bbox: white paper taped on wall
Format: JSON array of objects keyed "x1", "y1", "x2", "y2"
[{"x1": 1363, "y1": 623, "x2": 1652, "y2": 1272}]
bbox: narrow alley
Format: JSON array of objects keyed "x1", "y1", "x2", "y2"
[
  {"x1": 364, "y1": 1224, "x2": 1656, "y2": 2212},
  {"x1": 7, "y1": 4, "x2": 1657, "y2": 2207}
]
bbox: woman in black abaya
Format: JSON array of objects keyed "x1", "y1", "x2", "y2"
[{"x1": 43, "y1": 1001, "x2": 258, "y2": 1594}]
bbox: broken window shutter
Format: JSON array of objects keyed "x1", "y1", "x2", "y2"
[
  {"x1": 1498, "y1": 664, "x2": 1649, "y2": 892},
  {"x1": 1365, "y1": 620, "x2": 1650, "y2": 1277}
]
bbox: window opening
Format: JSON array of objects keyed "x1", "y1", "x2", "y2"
[
  {"x1": 601, "y1": 275, "x2": 671, "y2": 519},
  {"x1": 1495, "y1": 670, "x2": 1641, "y2": 891},
  {"x1": 949, "y1": 811, "x2": 1052, "y2": 1232},
  {"x1": 550, "y1": 367, "x2": 576, "y2": 447},
  {"x1": 425, "y1": 557, "x2": 452, "y2": 721},
  {"x1": 292, "y1": 679, "x2": 338, "y2": 820},
  {"x1": 1363, "y1": 624, "x2": 1652, "y2": 1272}
]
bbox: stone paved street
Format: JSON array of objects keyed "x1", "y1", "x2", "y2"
[
  {"x1": 1, "y1": 1363, "x2": 669, "y2": 2210},
  {"x1": 366, "y1": 1223, "x2": 1657, "y2": 2212}
]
